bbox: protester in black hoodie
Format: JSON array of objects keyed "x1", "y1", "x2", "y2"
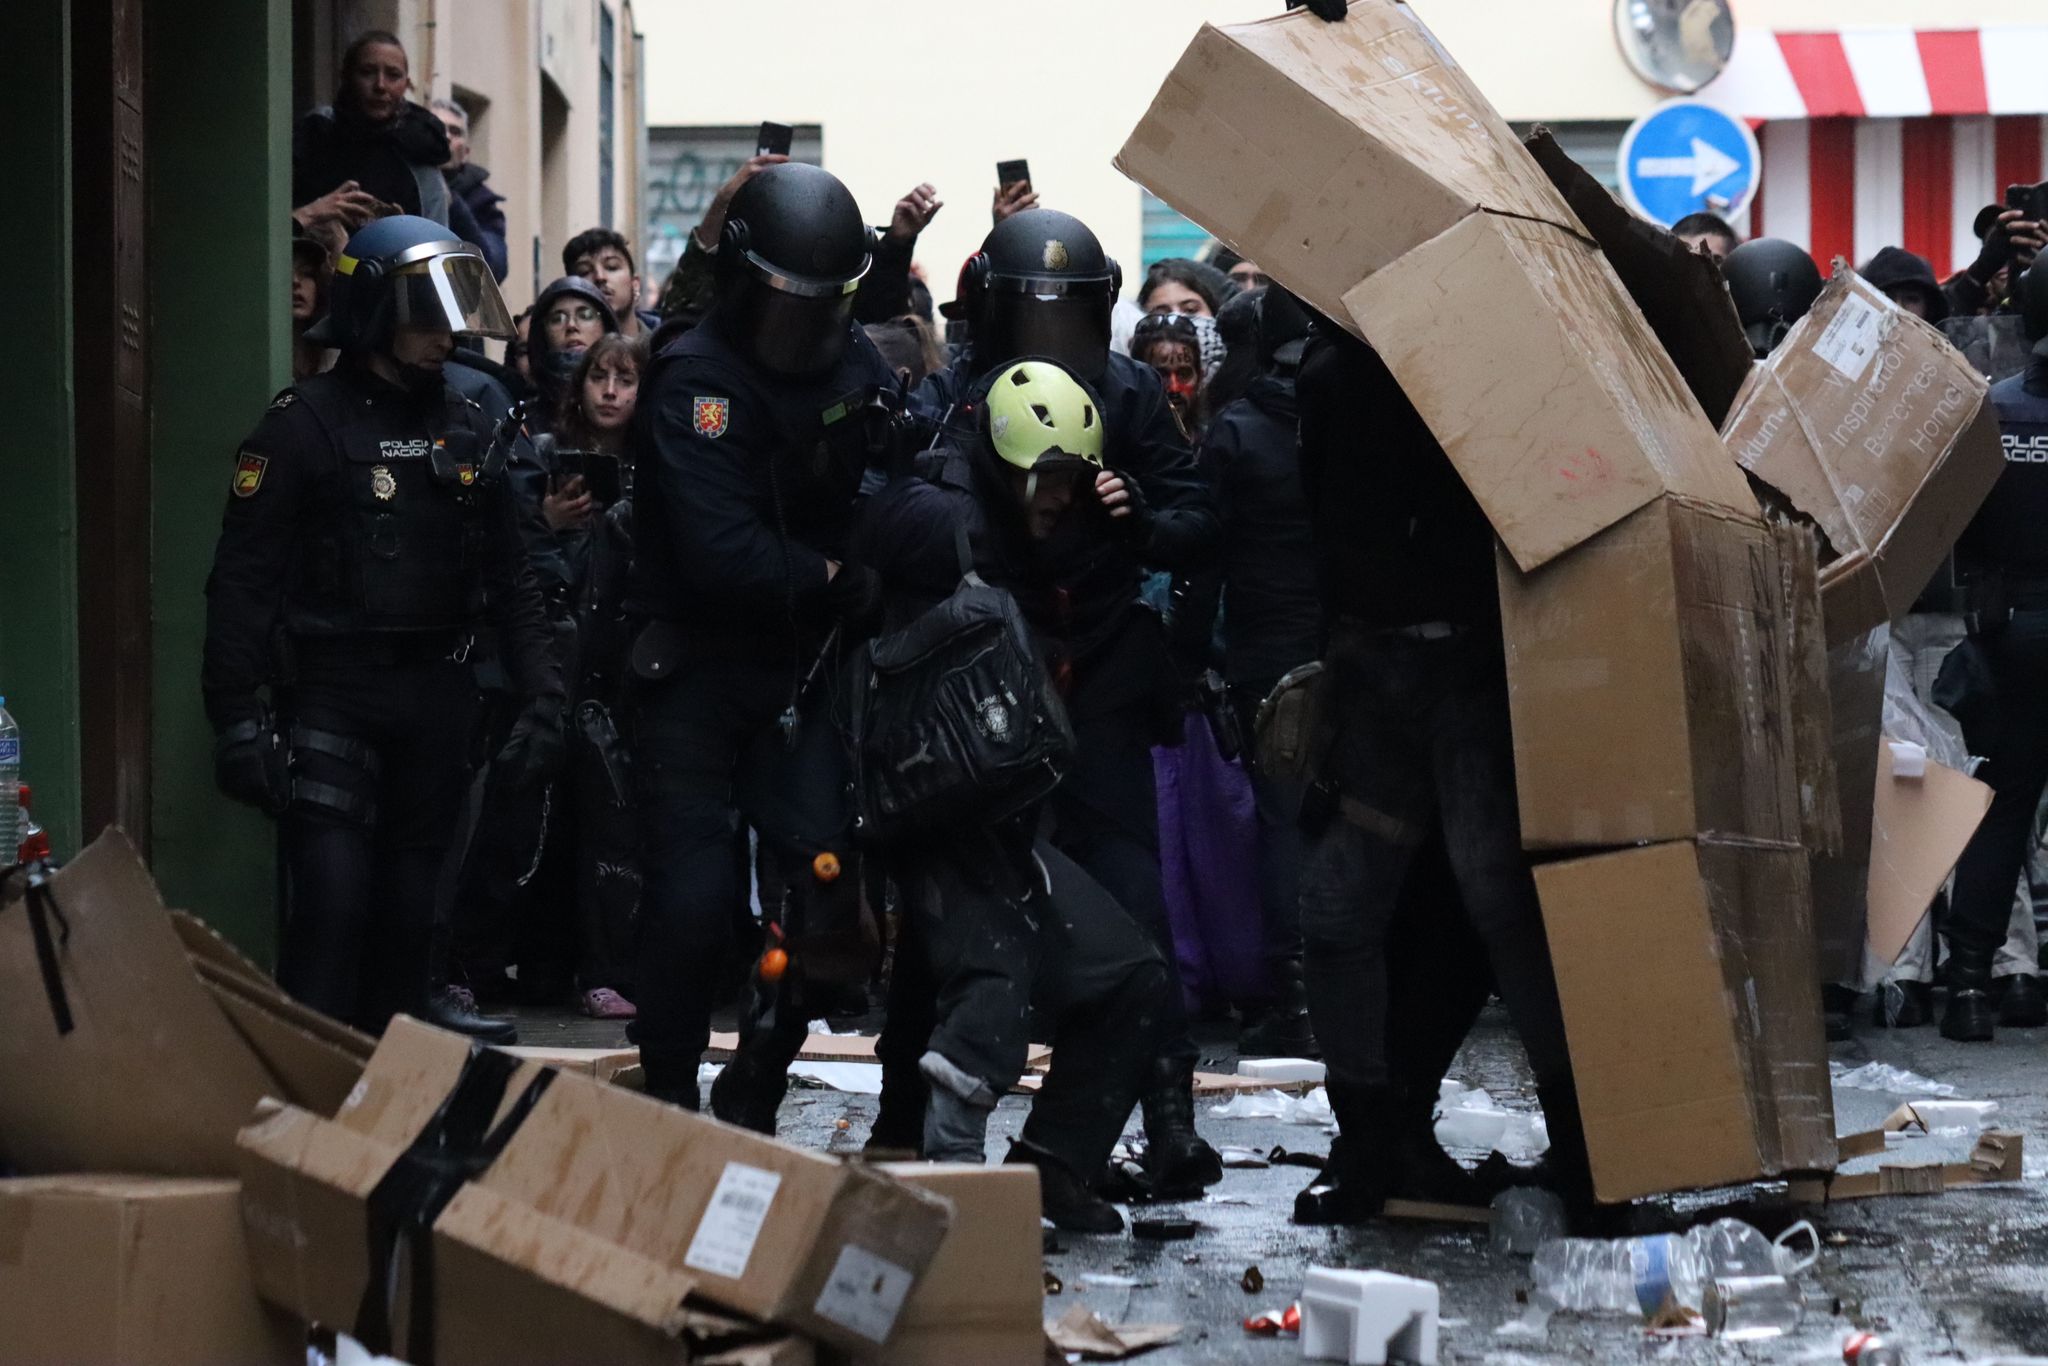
[{"x1": 1859, "y1": 246, "x2": 1951, "y2": 324}]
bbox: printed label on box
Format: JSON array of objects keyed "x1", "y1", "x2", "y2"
[
  {"x1": 684, "y1": 1162, "x2": 782, "y2": 1279},
  {"x1": 1813, "y1": 293, "x2": 1884, "y2": 383},
  {"x1": 811, "y1": 1244, "x2": 915, "y2": 1344}
]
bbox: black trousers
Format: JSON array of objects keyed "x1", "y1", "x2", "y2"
[
  {"x1": 627, "y1": 658, "x2": 855, "y2": 1084},
  {"x1": 1945, "y1": 615, "x2": 2048, "y2": 957},
  {"x1": 277, "y1": 655, "x2": 477, "y2": 1033},
  {"x1": 1047, "y1": 705, "x2": 1198, "y2": 1068},
  {"x1": 1298, "y1": 628, "x2": 1572, "y2": 1107},
  {"x1": 1234, "y1": 685, "x2": 1307, "y2": 997},
  {"x1": 880, "y1": 837, "x2": 1170, "y2": 1175}
]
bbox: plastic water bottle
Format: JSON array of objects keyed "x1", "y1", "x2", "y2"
[
  {"x1": 0, "y1": 699, "x2": 19, "y2": 865},
  {"x1": 1529, "y1": 1218, "x2": 1818, "y2": 1316}
]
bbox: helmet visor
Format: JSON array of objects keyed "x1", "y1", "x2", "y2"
[
  {"x1": 979, "y1": 291, "x2": 1110, "y2": 381},
  {"x1": 735, "y1": 275, "x2": 856, "y2": 376},
  {"x1": 391, "y1": 254, "x2": 517, "y2": 340}
]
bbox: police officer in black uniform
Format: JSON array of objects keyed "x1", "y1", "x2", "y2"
[
  {"x1": 1940, "y1": 260, "x2": 2048, "y2": 1042},
  {"x1": 1722, "y1": 238, "x2": 1824, "y2": 357},
  {"x1": 909, "y1": 208, "x2": 1223, "y2": 1193},
  {"x1": 625, "y1": 162, "x2": 893, "y2": 1112},
  {"x1": 204, "y1": 215, "x2": 564, "y2": 1033}
]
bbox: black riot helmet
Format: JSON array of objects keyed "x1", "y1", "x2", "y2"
[
  {"x1": 715, "y1": 162, "x2": 873, "y2": 376},
  {"x1": 1258, "y1": 283, "x2": 1312, "y2": 372},
  {"x1": 2017, "y1": 258, "x2": 2048, "y2": 359},
  {"x1": 305, "y1": 214, "x2": 516, "y2": 353},
  {"x1": 1722, "y1": 238, "x2": 1824, "y2": 357},
  {"x1": 961, "y1": 209, "x2": 1122, "y2": 383}
]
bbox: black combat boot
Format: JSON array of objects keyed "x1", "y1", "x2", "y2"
[
  {"x1": 1238, "y1": 959, "x2": 1320, "y2": 1058},
  {"x1": 1140, "y1": 1057, "x2": 1224, "y2": 1196},
  {"x1": 1008, "y1": 1138, "x2": 1124, "y2": 1234},
  {"x1": 1293, "y1": 1085, "x2": 1395, "y2": 1225},
  {"x1": 709, "y1": 1048, "x2": 791, "y2": 1134},
  {"x1": 1996, "y1": 972, "x2": 2048, "y2": 1027},
  {"x1": 1386, "y1": 1085, "x2": 1485, "y2": 1206},
  {"x1": 865, "y1": 1058, "x2": 929, "y2": 1157},
  {"x1": 640, "y1": 1052, "x2": 702, "y2": 1111},
  {"x1": 423, "y1": 982, "x2": 518, "y2": 1044},
  {"x1": 1942, "y1": 942, "x2": 1998, "y2": 1042}
]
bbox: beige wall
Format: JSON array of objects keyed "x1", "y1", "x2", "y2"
[
  {"x1": 304, "y1": 0, "x2": 644, "y2": 310},
  {"x1": 637, "y1": 0, "x2": 2044, "y2": 287}
]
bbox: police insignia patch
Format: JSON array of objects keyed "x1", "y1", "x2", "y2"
[
  {"x1": 233, "y1": 451, "x2": 268, "y2": 497},
  {"x1": 693, "y1": 396, "x2": 731, "y2": 438},
  {"x1": 267, "y1": 391, "x2": 297, "y2": 412},
  {"x1": 1044, "y1": 240, "x2": 1070, "y2": 271},
  {"x1": 371, "y1": 466, "x2": 397, "y2": 501}
]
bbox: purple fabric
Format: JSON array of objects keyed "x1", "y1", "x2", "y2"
[{"x1": 1153, "y1": 711, "x2": 1267, "y2": 1015}]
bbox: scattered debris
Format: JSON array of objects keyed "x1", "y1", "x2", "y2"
[
  {"x1": 1131, "y1": 1215, "x2": 1198, "y2": 1241},
  {"x1": 1242, "y1": 1265, "x2": 1265, "y2": 1294},
  {"x1": 1044, "y1": 1305, "x2": 1181, "y2": 1359},
  {"x1": 1243, "y1": 1304, "x2": 1301, "y2": 1336},
  {"x1": 1830, "y1": 1062, "x2": 1958, "y2": 1097},
  {"x1": 1044, "y1": 1271, "x2": 1064, "y2": 1296},
  {"x1": 1298, "y1": 1268, "x2": 1439, "y2": 1365},
  {"x1": 1208, "y1": 1086, "x2": 1334, "y2": 1125}
]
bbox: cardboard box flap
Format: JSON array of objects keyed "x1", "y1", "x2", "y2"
[
  {"x1": 1779, "y1": 521, "x2": 1844, "y2": 855},
  {"x1": 0, "y1": 830, "x2": 277, "y2": 1176},
  {"x1": 1114, "y1": 1, "x2": 1578, "y2": 340},
  {"x1": 1866, "y1": 741, "x2": 1992, "y2": 965},
  {"x1": 1346, "y1": 215, "x2": 1757, "y2": 569},
  {"x1": 1522, "y1": 126, "x2": 1755, "y2": 427}
]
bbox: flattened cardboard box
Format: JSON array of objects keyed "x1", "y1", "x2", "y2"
[
  {"x1": 1865, "y1": 740, "x2": 1991, "y2": 967},
  {"x1": 1499, "y1": 496, "x2": 1800, "y2": 850},
  {"x1": 236, "y1": 1016, "x2": 953, "y2": 1359},
  {"x1": 1723, "y1": 270, "x2": 2005, "y2": 645},
  {"x1": 1117, "y1": 2, "x2": 1756, "y2": 570},
  {"x1": 881, "y1": 1164, "x2": 1047, "y2": 1366},
  {"x1": 0, "y1": 1176, "x2": 300, "y2": 1366},
  {"x1": 1535, "y1": 839, "x2": 1835, "y2": 1202}
]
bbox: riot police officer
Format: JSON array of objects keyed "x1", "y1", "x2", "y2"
[
  {"x1": 1722, "y1": 238, "x2": 1824, "y2": 357},
  {"x1": 910, "y1": 209, "x2": 1223, "y2": 1194},
  {"x1": 203, "y1": 215, "x2": 563, "y2": 1033},
  {"x1": 625, "y1": 162, "x2": 893, "y2": 1112},
  {"x1": 1940, "y1": 260, "x2": 2048, "y2": 1042}
]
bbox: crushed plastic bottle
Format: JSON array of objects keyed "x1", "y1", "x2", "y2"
[
  {"x1": 1490, "y1": 1187, "x2": 1569, "y2": 1255},
  {"x1": 1530, "y1": 1218, "x2": 1818, "y2": 1317}
]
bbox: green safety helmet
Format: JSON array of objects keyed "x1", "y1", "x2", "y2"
[{"x1": 983, "y1": 359, "x2": 1105, "y2": 475}]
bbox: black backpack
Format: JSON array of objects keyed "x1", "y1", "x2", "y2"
[{"x1": 847, "y1": 526, "x2": 1075, "y2": 841}]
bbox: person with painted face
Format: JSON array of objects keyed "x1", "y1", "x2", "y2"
[
  {"x1": 1129, "y1": 311, "x2": 1205, "y2": 430},
  {"x1": 203, "y1": 216, "x2": 563, "y2": 1034},
  {"x1": 1722, "y1": 238, "x2": 1824, "y2": 357},
  {"x1": 856, "y1": 359, "x2": 1173, "y2": 1230},
  {"x1": 624, "y1": 162, "x2": 895, "y2": 1116},
  {"x1": 911, "y1": 208, "x2": 1222, "y2": 1198},
  {"x1": 1938, "y1": 261, "x2": 2048, "y2": 1042}
]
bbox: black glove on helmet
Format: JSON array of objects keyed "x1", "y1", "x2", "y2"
[
  {"x1": 717, "y1": 162, "x2": 873, "y2": 376},
  {"x1": 1722, "y1": 238, "x2": 1823, "y2": 357}
]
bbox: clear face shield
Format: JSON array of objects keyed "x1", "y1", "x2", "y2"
[
  {"x1": 980, "y1": 282, "x2": 1112, "y2": 383},
  {"x1": 389, "y1": 252, "x2": 517, "y2": 340}
]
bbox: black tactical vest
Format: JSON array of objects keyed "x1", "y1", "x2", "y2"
[{"x1": 1959, "y1": 370, "x2": 2048, "y2": 580}]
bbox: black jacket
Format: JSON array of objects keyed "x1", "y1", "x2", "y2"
[
  {"x1": 201, "y1": 360, "x2": 560, "y2": 730},
  {"x1": 293, "y1": 101, "x2": 453, "y2": 221},
  {"x1": 446, "y1": 162, "x2": 510, "y2": 281},
  {"x1": 626, "y1": 308, "x2": 895, "y2": 656},
  {"x1": 1958, "y1": 362, "x2": 2048, "y2": 581},
  {"x1": 1188, "y1": 375, "x2": 1320, "y2": 690},
  {"x1": 1296, "y1": 327, "x2": 1498, "y2": 630}
]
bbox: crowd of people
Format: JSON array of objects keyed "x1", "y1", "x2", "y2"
[{"x1": 208, "y1": 14, "x2": 2048, "y2": 1237}]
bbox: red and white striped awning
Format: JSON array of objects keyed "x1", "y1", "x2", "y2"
[
  {"x1": 1706, "y1": 26, "x2": 2048, "y2": 119},
  {"x1": 1692, "y1": 27, "x2": 2048, "y2": 280}
]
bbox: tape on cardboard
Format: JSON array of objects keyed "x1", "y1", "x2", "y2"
[{"x1": 0, "y1": 863, "x2": 74, "y2": 1035}]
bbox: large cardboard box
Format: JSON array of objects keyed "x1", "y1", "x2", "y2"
[
  {"x1": 1810, "y1": 633, "x2": 1890, "y2": 984},
  {"x1": 237, "y1": 1016, "x2": 954, "y2": 1360},
  {"x1": 1499, "y1": 496, "x2": 1800, "y2": 850},
  {"x1": 1723, "y1": 270, "x2": 2005, "y2": 645},
  {"x1": 882, "y1": 1164, "x2": 1047, "y2": 1366},
  {"x1": 0, "y1": 1176, "x2": 300, "y2": 1365},
  {"x1": 0, "y1": 831, "x2": 367, "y2": 1176},
  {"x1": 1865, "y1": 740, "x2": 1993, "y2": 967},
  {"x1": 1535, "y1": 839, "x2": 1836, "y2": 1201},
  {"x1": 1116, "y1": 2, "x2": 1756, "y2": 570}
]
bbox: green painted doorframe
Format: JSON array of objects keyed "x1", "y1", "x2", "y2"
[
  {"x1": 0, "y1": 2, "x2": 83, "y2": 858},
  {"x1": 146, "y1": 0, "x2": 294, "y2": 958}
]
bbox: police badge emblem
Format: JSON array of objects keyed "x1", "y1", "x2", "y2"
[
  {"x1": 693, "y1": 396, "x2": 731, "y2": 438},
  {"x1": 232, "y1": 451, "x2": 268, "y2": 497},
  {"x1": 975, "y1": 694, "x2": 1012, "y2": 741},
  {"x1": 371, "y1": 466, "x2": 398, "y2": 501}
]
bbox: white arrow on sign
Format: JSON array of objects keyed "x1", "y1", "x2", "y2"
[{"x1": 1636, "y1": 137, "x2": 1742, "y2": 195}]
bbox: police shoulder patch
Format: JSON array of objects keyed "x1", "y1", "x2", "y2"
[
  {"x1": 233, "y1": 450, "x2": 269, "y2": 497},
  {"x1": 267, "y1": 389, "x2": 297, "y2": 412},
  {"x1": 693, "y1": 396, "x2": 731, "y2": 438}
]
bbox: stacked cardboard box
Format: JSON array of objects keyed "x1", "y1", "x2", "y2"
[{"x1": 1117, "y1": 0, "x2": 1824, "y2": 1202}]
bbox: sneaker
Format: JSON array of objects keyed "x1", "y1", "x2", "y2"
[{"x1": 581, "y1": 987, "x2": 638, "y2": 1020}]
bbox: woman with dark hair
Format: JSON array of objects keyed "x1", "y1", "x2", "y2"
[
  {"x1": 292, "y1": 30, "x2": 456, "y2": 231},
  {"x1": 1137, "y1": 257, "x2": 1239, "y2": 319},
  {"x1": 1130, "y1": 311, "x2": 1210, "y2": 435},
  {"x1": 864, "y1": 315, "x2": 947, "y2": 387}
]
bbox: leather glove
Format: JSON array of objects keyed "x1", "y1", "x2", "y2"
[
  {"x1": 214, "y1": 712, "x2": 288, "y2": 815},
  {"x1": 1107, "y1": 470, "x2": 1158, "y2": 547},
  {"x1": 497, "y1": 693, "x2": 567, "y2": 786},
  {"x1": 1287, "y1": 0, "x2": 1347, "y2": 19},
  {"x1": 823, "y1": 563, "x2": 885, "y2": 629},
  {"x1": 1968, "y1": 219, "x2": 2015, "y2": 283}
]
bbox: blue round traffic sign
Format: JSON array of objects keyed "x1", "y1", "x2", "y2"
[{"x1": 1617, "y1": 98, "x2": 1760, "y2": 228}]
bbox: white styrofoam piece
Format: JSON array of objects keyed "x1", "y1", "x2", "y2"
[
  {"x1": 1298, "y1": 1268, "x2": 1439, "y2": 1365},
  {"x1": 1887, "y1": 739, "x2": 1928, "y2": 778},
  {"x1": 1237, "y1": 1057, "x2": 1328, "y2": 1084}
]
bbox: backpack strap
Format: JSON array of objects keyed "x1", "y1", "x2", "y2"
[{"x1": 953, "y1": 519, "x2": 984, "y2": 588}]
